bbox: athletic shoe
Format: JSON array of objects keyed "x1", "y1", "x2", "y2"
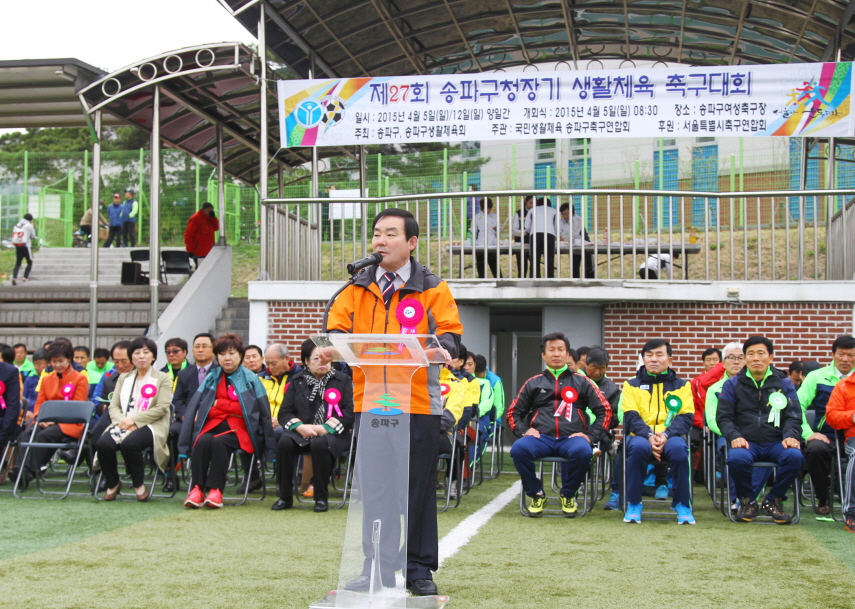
[
  {"x1": 735, "y1": 498, "x2": 758, "y2": 522},
  {"x1": 603, "y1": 491, "x2": 621, "y2": 511},
  {"x1": 449, "y1": 483, "x2": 458, "y2": 500},
  {"x1": 844, "y1": 515, "x2": 855, "y2": 533},
  {"x1": 302, "y1": 485, "x2": 315, "y2": 498},
  {"x1": 184, "y1": 485, "x2": 204, "y2": 508},
  {"x1": 761, "y1": 497, "x2": 792, "y2": 524},
  {"x1": 675, "y1": 503, "x2": 695, "y2": 524},
  {"x1": 623, "y1": 503, "x2": 642, "y2": 523},
  {"x1": 204, "y1": 488, "x2": 224, "y2": 508},
  {"x1": 560, "y1": 495, "x2": 578, "y2": 518},
  {"x1": 528, "y1": 493, "x2": 546, "y2": 517},
  {"x1": 655, "y1": 485, "x2": 669, "y2": 500}
]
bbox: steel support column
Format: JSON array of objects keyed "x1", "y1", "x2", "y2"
[
  {"x1": 359, "y1": 145, "x2": 368, "y2": 257},
  {"x1": 88, "y1": 110, "x2": 101, "y2": 350},
  {"x1": 798, "y1": 138, "x2": 807, "y2": 280},
  {"x1": 217, "y1": 124, "x2": 227, "y2": 245},
  {"x1": 258, "y1": 6, "x2": 270, "y2": 279},
  {"x1": 149, "y1": 86, "x2": 162, "y2": 338}
]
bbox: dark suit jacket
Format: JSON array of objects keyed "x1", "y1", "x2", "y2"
[{"x1": 172, "y1": 364, "x2": 210, "y2": 421}]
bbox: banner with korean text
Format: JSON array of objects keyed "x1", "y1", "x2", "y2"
[{"x1": 278, "y1": 62, "x2": 854, "y2": 147}]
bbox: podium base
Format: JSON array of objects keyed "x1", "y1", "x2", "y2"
[{"x1": 310, "y1": 590, "x2": 450, "y2": 609}]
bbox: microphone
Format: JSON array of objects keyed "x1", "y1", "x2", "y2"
[{"x1": 347, "y1": 252, "x2": 382, "y2": 275}]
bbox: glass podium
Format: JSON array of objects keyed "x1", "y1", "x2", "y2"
[{"x1": 310, "y1": 334, "x2": 450, "y2": 609}]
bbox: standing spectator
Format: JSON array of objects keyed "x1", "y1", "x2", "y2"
[
  {"x1": 559, "y1": 203, "x2": 594, "y2": 278},
  {"x1": 160, "y1": 338, "x2": 188, "y2": 393},
  {"x1": 525, "y1": 197, "x2": 558, "y2": 278},
  {"x1": 511, "y1": 195, "x2": 533, "y2": 278},
  {"x1": 96, "y1": 337, "x2": 172, "y2": 501},
  {"x1": 79, "y1": 202, "x2": 107, "y2": 246},
  {"x1": 184, "y1": 202, "x2": 219, "y2": 268},
  {"x1": 104, "y1": 194, "x2": 124, "y2": 248},
  {"x1": 716, "y1": 336, "x2": 803, "y2": 524},
  {"x1": 122, "y1": 189, "x2": 138, "y2": 248},
  {"x1": 472, "y1": 198, "x2": 501, "y2": 278},
  {"x1": 788, "y1": 361, "x2": 805, "y2": 389},
  {"x1": 10, "y1": 213, "x2": 36, "y2": 286},
  {"x1": 12, "y1": 343, "x2": 35, "y2": 378},
  {"x1": 465, "y1": 183, "x2": 479, "y2": 239},
  {"x1": 178, "y1": 334, "x2": 274, "y2": 509}
]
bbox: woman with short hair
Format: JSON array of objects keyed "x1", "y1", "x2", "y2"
[
  {"x1": 96, "y1": 336, "x2": 172, "y2": 501},
  {"x1": 271, "y1": 339, "x2": 354, "y2": 513},
  {"x1": 178, "y1": 333, "x2": 274, "y2": 509}
]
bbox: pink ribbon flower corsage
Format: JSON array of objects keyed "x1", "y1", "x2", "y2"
[
  {"x1": 440, "y1": 383, "x2": 450, "y2": 398},
  {"x1": 138, "y1": 384, "x2": 157, "y2": 412},
  {"x1": 324, "y1": 387, "x2": 343, "y2": 419},
  {"x1": 0, "y1": 381, "x2": 5, "y2": 410},
  {"x1": 228, "y1": 385, "x2": 239, "y2": 401},
  {"x1": 396, "y1": 299, "x2": 425, "y2": 335},
  {"x1": 61, "y1": 383, "x2": 74, "y2": 401},
  {"x1": 555, "y1": 386, "x2": 579, "y2": 421}
]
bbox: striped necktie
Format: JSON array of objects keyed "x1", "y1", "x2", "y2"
[{"x1": 381, "y1": 272, "x2": 397, "y2": 304}]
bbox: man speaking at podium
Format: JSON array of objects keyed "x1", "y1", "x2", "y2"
[{"x1": 326, "y1": 208, "x2": 463, "y2": 596}]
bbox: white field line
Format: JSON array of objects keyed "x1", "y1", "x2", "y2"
[{"x1": 437, "y1": 480, "x2": 521, "y2": 569}]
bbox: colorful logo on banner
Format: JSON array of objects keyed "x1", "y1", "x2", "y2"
[
  {"x1": 369, "y1": 392, "x2": 403, "y2": 416},
  {"x1": 766, "y1": 62, "x2": 853, "y2": 136}
]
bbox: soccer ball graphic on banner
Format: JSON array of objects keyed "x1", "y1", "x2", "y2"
[{"x1": 320, "y1": 96, "x2": 346, "y2": 127}]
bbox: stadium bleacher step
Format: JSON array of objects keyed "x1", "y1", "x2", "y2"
[{"x1": 212, "y1": 297, "x2": 249, "y2": 340}]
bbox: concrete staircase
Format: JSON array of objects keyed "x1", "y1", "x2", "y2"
[
  {"x1": 4, "y1": 246, "x2": 189, "y2": 286},
  {"x1": 212, "y1": 298, "x2": 249, "y2": 341},
  {"x1": 0, "y1": 284, "x2": 181, "y2": 350}
]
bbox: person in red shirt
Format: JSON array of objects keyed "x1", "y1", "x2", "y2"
[{"x1": 184, "y1": 202, "x2": 219, "y2": 267}]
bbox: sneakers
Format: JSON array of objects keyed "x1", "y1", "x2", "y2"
[
  {"x1": 528, "y1": 493, "x2": 546, "y2": 517},
  {"x1": 603, "y1": 491, "x2": 621, "y2": 511},
  {"x1": 623, "y1": 503, "x2": 642, "y2": 523},
  {"x1": 654, "y1": 485, "x2": 669, "y2": 500},
  {"x1": 302, "y1": 484, "x2": 315, "y2": 498},
  {"x1": 449, "y1": 482, "x2": 458, "y2": 500},
  {"x1": 844, "y1": 514, "x2": 855, "y2": 533},
  {"x1": 760, "y1": 497, "x2": 792, "y2": 524},
  {"x1": 735, "y1": 498, "x2": 758, "y2": 522},
  {"x1": 204, "y1": 488, "x2": 224, "y2": 508},
  {"x1": 184, "y1": 485, "x2": 204, "y2": 508},
  {"x1": 675, "y1": 503, "x2": 695, "y2": 525},
  {"x1": 560, "y1": 495, "x2": 578, "y2": 518}
]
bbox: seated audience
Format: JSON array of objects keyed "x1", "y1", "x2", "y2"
[
  {"x1": 22, "y1": 349, "x2": 47, "y2": 409},
  {"x1": 272, "y1": 339, "x2": 354, "y2": 512},
  {"x1": 86, "y1": 348, "x2": 114, "y2": 387},
  {"x1": 797, "y1": 336, "x2": 855, "y2": 514},
  {"x1": 717, "y1": 336, "x2": 803, "y2": 524},
  {"x1": 621, "y1": 339, "x2": 695, "y2": 524},
  {"x1": 14, "y1": 341, "x2": 89, "y2": 489},
  {"x1": 788, "y1": 361, "x2": 805, "y2": 389},
  {"x1": 508, "y1": 332, "x2": 611, "y2": 517},
  {"x1": 96, "y1": 337, "x2": 172, "y2": 501},
  {"x1": 12, "y1": 343, "x2": 35, "y2": 378},
  {"x1": 437, "y1": 365, "x2": 469, "y2": 498},
  {"x1": 160, "y1": 338, "x2": 188, "y2": 392},
  {"x1": 243, "y1": 345, "x2": 266, "y2": 375},
  {"x1": 179, "y1": 334, "x2": 274, "y2": 509},
  {"x1": 701, "y1": 347, "x2": 722, "y2": 372},
  {"x1": 825, "y1": 357, "x2": 855, "y2": 533}
]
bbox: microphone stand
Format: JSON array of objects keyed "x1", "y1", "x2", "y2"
[{"x1": 321, "y1": 269, "x2": 364, "y2": 332}]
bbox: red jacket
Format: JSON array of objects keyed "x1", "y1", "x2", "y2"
[
  {"x1": 184, "y1": 209, "x2": 218, "y2": 257},
  {"x1": 826, "y1": 373, "x2": 855, "y2": 441},
  {"x1": 690, "y1": 362, "x2": 725, "y2": 429}
]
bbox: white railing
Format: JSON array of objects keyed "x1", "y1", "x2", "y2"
[
  {"x1": 827, "y1": 195, "x2": 855, "y2": 281},
  {"x1": 261, "y1": 188, "x2": 855, "y2": 283}
]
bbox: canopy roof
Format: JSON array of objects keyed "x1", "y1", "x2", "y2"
[
  {"x1": 0, "y1": 58, "x2": 123, "y2": 128},
  {"x1": 220, "y1": 0, "x2": 855, "y2": 78}
]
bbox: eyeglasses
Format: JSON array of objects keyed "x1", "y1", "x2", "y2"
[
  {"x1": 165, "y1": 349, "x2": 184, "y2": 355},
  {"x1": 194, "y1": 344, "x2": 213, "y2": 350},
  {"x1": 724, "y1": 355, "x2": 745, "y2": 361},
  {"x1": 308, "y1": 356, "x2": 323, "y2": 363}
]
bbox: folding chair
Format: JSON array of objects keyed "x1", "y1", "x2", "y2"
[
  {"x1": 437, "y1": 432, "x2": 465, "y2": 512},
  {"x1": 293, "y1": 433, "x2": 356, "y2": 509},
  {"x1": 161, "y1": 251, "x2": 193, "y2": 285},
  {"x1": 486, "y1": 419, "x2": 505, "y2": 479},
  {"x1": 620, "y1": 434, "x2": 694, "y2": 522},
  {"x1": 721, "y1": 442, "x2": 801, "y2": 524},
  {"x1": 224, "y1": 449, "x2": 267, "y2": 505},
  {"x1": 518, "y1": 453, "x2": 598, "y2": 518},
  {"x1": 828, "y1": 430, "x2": 848, "y2": 523},
  {"x1": 94, "y1": 446, "x2": 176, "y2": 501},
  {"x1": 13, "y1": 401, "x2": 94, "y2": 500}
]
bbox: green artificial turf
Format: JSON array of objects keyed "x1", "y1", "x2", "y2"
[{"x1": 1, "y1": 459, "x2": 854, "y2": 609}]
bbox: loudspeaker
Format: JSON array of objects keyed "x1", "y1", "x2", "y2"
[{"x1": 121, "y1": 261, "x2": 142, "y2": 285}]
